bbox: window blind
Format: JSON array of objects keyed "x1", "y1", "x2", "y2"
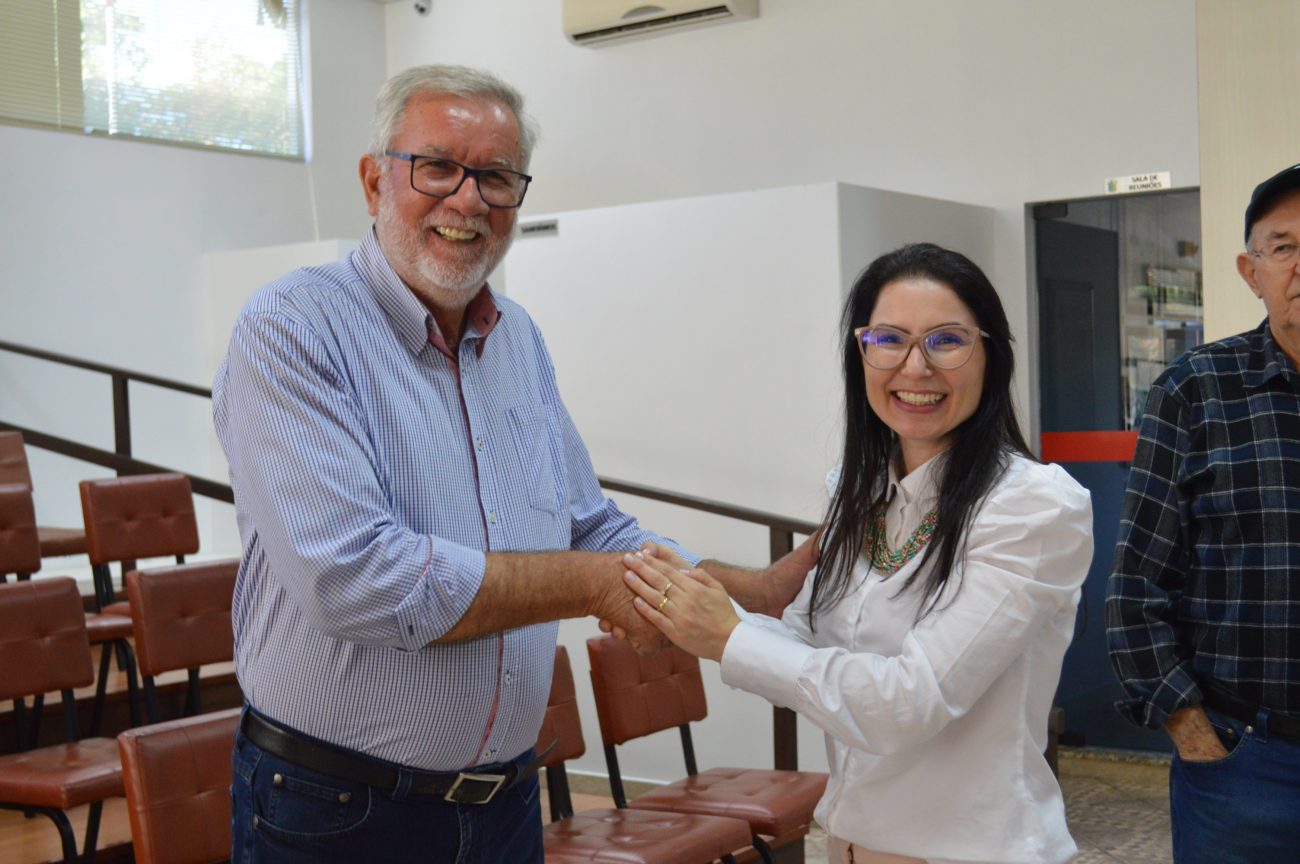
[{"x1": 0, "y1": 0, "x2": 305, "y2": 159}]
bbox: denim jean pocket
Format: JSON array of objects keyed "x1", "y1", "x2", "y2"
[
  {"x1": 252, "y1": 755, "x2": 373, "y2": 842},
  {"x1": 1178, "y1": 707, "x2": 1252, "y2": 769}
]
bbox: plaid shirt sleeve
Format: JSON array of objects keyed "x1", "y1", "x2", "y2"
[{"x1": 1106, "y1": 377, "x2": 1204, "y2": 728}]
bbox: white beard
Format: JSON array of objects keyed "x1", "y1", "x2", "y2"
[{"x1": 376, "y1": 196, "x2": 514, "y2": 312}]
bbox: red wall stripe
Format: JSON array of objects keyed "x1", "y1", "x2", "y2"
[{"x1": 1040, "y1": 430, "x2": 1139, "y2": 463}]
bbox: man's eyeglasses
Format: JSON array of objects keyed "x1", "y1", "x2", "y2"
[
  {"x1": 853, "y1": 324, "x2": 989, "y2": 371},
  {"x1": 386, "y1": 151, "x2": 532, "y2": 209},
  {"x1": 1248, "y1": 236, "x2": 1300, "y2": 268}
]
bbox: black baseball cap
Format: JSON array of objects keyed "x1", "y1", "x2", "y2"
[{"x1": 1244, "y1": 163, "x2": 1300, "y2": 243}]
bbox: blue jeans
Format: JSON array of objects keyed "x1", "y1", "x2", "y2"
[
  {"x1": 230, "y1": 721, "x2": 542, "y2": 863},
  {"x1": 1170, "y1": 705, "x2": 1300, "y2": 864}
]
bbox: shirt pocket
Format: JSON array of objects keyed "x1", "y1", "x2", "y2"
[{"x1": 505, "y1": 403, "x2": 562, "y2": 515}]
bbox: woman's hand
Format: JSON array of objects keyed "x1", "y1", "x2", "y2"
[{"x1": 622, "y1": 551, "x2": 741, "y2": 662}]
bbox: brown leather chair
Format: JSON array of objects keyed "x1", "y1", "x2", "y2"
[
  {"x1": 0, "y1": 483, "x2": 136, "y2": 737},
  {"x1": 125, "y1": 559, "x2": 238, "y2": 723},
  {"x1": 539, "y1": 646, "x2": 752, "y2": 864},
  {"x1": 117, "y1": 707, "x2": 240, "y2": 864},
  {"x1": 0, "y1": 577, "x2": 125, "y2": 864},
  {"x1": 80, "y1": 473, "x2": 201, "y2": 617},
  {"x1": 0, "y1": 481, "x2": 41, "y2": 582},
  {"x1": 586, "y1": 636, "x2": 828, "y2": 864},
  {"x1": 0, "y1": 431, "x2": 88, "y2": 558}
]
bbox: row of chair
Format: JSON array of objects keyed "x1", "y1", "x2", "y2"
[
  {"x1": 0, "y1": 570, "x2": 821, "y2": 864},
  {"x1": 0, "y1": 560, "x2": 237, "y2": 864},
  {"x1": 541, "y1": 639, "x2": 826, "y2": 863},
  {"x1": 0, "y1": 469, "x2": 238, "y2": 864},
  {"x1": 1, "y1": 432, "x2": 232, "y2": 730}
]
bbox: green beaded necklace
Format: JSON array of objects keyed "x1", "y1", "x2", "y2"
[{"x1": 867, "y1": 502, "x2": 938, "y2": 575}]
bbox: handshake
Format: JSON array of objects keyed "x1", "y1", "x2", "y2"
[{"x1": 591, "y1": 535, "x2": 819, "y2": 659}]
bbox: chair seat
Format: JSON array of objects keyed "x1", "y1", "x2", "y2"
[
  {"x1": 84, "y1": 612, "x2": 133, "y2": 643},
  {"x1": 0, "y1": 738, "x2": 124, "y2": 809},
  {"x1": 544, "y1": 808, "x2": 752, "y2": 864},
  {"x1": 627, "y1": 768, "x2": 827, "y2": 836},
  {"x1": 102, "y1": 600, "x2": 132, "y2": 618},
  {"x1": 36, "y1": 525, "x2": 88, "y2": 558}
]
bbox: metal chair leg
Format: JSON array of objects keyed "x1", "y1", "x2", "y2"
[
  {"x1": 89, "y1": 643, "x2": 113, "y2": 735},
  {"x1": 81, "y1": 800, "x2": 103, "y2": 864}
]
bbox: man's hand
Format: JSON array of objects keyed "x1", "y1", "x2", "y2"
[
  {"x1": 591, "y1": 556, "x2": 668, "y2": 655},
  {"x1": 1164, "y1": 705, "x2": 1230, "y2": 762}
]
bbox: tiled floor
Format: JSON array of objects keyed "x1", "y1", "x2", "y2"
[
  {"x1": 1059, "y1": 748, "x2": 1172, "y2": 864},
  {"x1": 565, "y1": 747, "x2": 1173, "y2": 864}
]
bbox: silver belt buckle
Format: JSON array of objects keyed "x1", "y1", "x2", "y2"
[{"x1": 444, "y1": 771, "x2": 506, "y2": 804}]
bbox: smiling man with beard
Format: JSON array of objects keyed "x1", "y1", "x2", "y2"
[{"x1": 213, "y1": 65, "x2": 815, "y2": 863}]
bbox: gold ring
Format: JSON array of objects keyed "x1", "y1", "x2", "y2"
[
  {"x1": 662, "y1": 582, "x2": 673, "y2": 598},
  {"x1": 656, "y1": 594, "x2": 670, "y2": 612}
]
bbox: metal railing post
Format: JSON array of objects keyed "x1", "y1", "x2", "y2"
[
  {"x1": 111, "y1": 373, "x2": 131, "y2": 464},
  {"x1": 769, "y1": 526, "x2": 800, "y2": 770}
]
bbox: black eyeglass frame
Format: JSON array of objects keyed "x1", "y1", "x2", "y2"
[
  {"x1": 385, "y1": 150, "x2": 533, "y2": 209},
  {"x1": 852, "y1": 324, "x2": 991, "y2": 371}
]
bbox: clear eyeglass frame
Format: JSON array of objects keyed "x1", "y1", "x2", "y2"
[
  {"x1": 853, "y1": 324, "x2": 990, "y2": 371},
  {"x1": 385, "y1": 150, "x2": 533, "y2": 209},
  {"x1": 1248, "y1": 237, "x2": 1300, "y2": 268}
]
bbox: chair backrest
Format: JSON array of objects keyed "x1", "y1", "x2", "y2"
[
  {"x1": 125, "y1": 560, "x2": 238, "y2": 678},
  {"x1": 0, "y1": 482, "x2": 41, "y2": 576},
  {"x1": 117, "y1": 707, "x2": 240, "y2": 864},
  {"x1": 0, "y1": 430, "x2": 33, "y2": 488},
  {"x1": 80, "y1": 473, "x2": 200, "y2": 566},
  {"x1": 0, "y1": 577, "x2": 94, "y2": 702},
  {"x1": 586, "y1": 635, "x2": 708, "y2": 746},
  {"x1": 536, "y1": 645, "x2": 587, "y2": 768}
]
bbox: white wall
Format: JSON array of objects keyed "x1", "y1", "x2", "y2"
[
  {"x1": 385, "y1": 0, "x2": 1201, "y2": 437},
  {"x1": 0, "y1": 0, "x2": 387, "y2": 565}
]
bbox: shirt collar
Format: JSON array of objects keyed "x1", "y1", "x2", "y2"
[
  {"x1": 356, "y1": 226, "x2": 501, "y2": 357},
  {"x1": 1247, "y1": 318, "x2": 1298, "y2": 389},
  {"x1": 885, "y1": 449, "x2": 944, "y2": 510}
]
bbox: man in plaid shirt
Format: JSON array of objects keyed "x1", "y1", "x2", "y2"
[{"x1": 1107, "y1": 163, "x2": 1300, "y2": 864}]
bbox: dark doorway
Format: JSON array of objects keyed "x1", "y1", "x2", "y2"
[{"x1": 1034, "y1": 189, "x2": 1201, "y2": 752}]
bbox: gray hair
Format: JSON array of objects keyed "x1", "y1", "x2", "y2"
[{"x1": 368, "y1": 65, "x2": 539, "y2": 170}]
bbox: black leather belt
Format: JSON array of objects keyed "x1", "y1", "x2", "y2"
[
  {"x1": 1203, "y1": 686, "x2": 1300, "y2": 742},
  {"x1": 241, "y1": 710, "x2": 544, "y2": 804}
]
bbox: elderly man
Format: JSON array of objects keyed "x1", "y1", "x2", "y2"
[
  {"x1": 214, "y1": 65, "x2": 813, "y2": 863},
  {"x1": 1107, "y1": 163, "x2": 1300, "y2": 863}
]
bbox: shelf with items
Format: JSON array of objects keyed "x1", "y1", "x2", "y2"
[{"x1": 1120, "y1": 265, "x2": 1203, "y2": 430}]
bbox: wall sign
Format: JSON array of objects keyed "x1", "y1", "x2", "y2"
[{"x1": 1105, "y1": 172, "x2": 1172, "y2": 194}]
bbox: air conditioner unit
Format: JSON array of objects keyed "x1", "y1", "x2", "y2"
[{"x1": 563, "y1": 0, "x2": 758, "y2": 46}]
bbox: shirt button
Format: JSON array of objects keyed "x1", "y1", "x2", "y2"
[
  {"x1": 339, "y1": 792, "x2": 351, "y2": 803},
  {"x1": 488, "y1": 511, "x2": 497, "y2": 524},
  {"x1": 476, "y1": 438, "x2": 485, "y2": 451},
  {"x1": 273, "y1": 774, "x2": 283, "y2": 786},
  {"x1": 503, "y1": 672, "x2": 512, "y2": 684}
]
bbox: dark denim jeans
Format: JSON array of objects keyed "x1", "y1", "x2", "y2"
[
  {"x1": 230, "y1": 723, "x2": 542, "y2": 863},
  {"x1": 1170, "y1": 705, "x2": 1300, "y2": 864}
]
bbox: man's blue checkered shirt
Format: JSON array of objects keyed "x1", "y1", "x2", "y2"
[{"x1": 1107, "y1": 319, "x2": 1300, "y2": 728}]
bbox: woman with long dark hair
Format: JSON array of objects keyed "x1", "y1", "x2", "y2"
[{"x1": 623, "y1": 243, "x2": 1093, "y2": 864}]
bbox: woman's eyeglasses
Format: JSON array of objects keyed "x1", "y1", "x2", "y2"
[{"x1": 853, "y1": 324, "x2": 988, "y2": 370}]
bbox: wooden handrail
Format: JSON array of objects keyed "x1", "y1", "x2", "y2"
[{"x1": 0, "y1": 338, "x2": 813, "y2": 769}]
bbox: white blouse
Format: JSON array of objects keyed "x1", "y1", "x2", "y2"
[{"x1": 721, "y1": 453, "x2": 1092, "y2": 864}]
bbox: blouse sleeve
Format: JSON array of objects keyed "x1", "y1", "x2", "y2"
[{"x1": 719, "y1": 461, "x2": 1093, "y2": 755}]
